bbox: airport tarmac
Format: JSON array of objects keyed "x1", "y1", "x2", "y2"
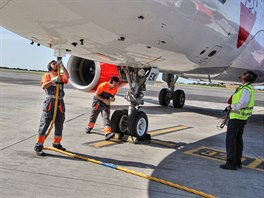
[{"x1": 0, "y1": 70, "x2": 263, "y2": 198}]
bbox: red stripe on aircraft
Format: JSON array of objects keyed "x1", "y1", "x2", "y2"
[{"x1": 237, "y1": 2, "x2": 257, "y2": 48}]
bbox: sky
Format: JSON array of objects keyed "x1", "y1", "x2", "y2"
[{"x1": 0, "y1": 27, "x2": 70, "y2": 71}]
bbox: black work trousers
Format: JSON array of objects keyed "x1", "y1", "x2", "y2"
[{"x1": 225, "y1": 119, "x2": 247, "y2": 166}]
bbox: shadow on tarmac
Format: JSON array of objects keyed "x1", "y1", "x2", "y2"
[
  {"x1": 43, "y1": 150, "x2": 159, "y2": 170},
  {"x1": 111, "y1": 104, "x2": 264, "y2": 125},
  {"x1": 149, "y1": 128, "x2": 264, "y2": 198}
]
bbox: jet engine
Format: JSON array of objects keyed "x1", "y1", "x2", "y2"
[{"x1": 67, "y1": 56, "x2": 123, "y2": 92}]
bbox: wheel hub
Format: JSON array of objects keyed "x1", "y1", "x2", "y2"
[{"x1": 136, "y1": 118, "x2": 147, "y2": 136}]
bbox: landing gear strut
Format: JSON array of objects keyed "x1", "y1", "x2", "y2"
[
  {"x1": 111, "y1": 67, "x2": 150, "y2": 141},
  {"x1": 158, "y1": 73, "x2": 185, "y2": 108}
]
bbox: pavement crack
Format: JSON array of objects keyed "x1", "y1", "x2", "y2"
[
  {"x1": 65, "y1": 112, "x2": 88, "y2": 123},
  {"x1": 0, "y1": 112, "x2": 88, "y2": 152},
  {"x1": 0, "y1": 134, "x2": 36, "y2": 151}
]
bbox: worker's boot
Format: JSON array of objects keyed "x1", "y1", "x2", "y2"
[
  {"x1": 52, "y1": 143, "x2": 66, "y2": 151},
  {"x1": 105, "y1": 132, "x2": 115, "y2": 140},
  {"x1": 34, "y1": 144, "x2": 45, "y2": 156},
  {"x1": 85, "y1": 127, "x2": 92, "y2": 134},
  {"x1": 219, "y1": 163, "x2": 237, "y2": 170}
]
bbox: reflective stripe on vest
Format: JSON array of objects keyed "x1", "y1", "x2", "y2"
[{"x1": 230, "y1": 83, "x2": 254, "y2": 120}]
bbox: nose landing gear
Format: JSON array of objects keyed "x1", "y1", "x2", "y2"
[{"x1": 111, "y1": 67, "x2": 151, "y2": 142}]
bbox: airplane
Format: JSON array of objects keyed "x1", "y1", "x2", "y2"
[{"x1": 1, "y1": 0, "x2": 263, "y2": 140}]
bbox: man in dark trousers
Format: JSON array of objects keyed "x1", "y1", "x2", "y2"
[
  {"x1": 34, "y1": 60, "x2": 69, "y2": 156},
  {"x1": 220, "y1": 71, "x2": 258, "y2": 170},
  {"x1": 86, "y1": 76, "x2": 120, "y2": 140}
]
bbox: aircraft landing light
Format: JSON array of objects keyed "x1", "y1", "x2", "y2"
[
  {"x1": 90, "y1": 125, "x2": 190, "y2": 148},
  {"x1": 184, "y1": 146, "x2": 264, "y2": 172}
]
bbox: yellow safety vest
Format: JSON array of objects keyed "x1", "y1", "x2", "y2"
[{"x1": 230, "y1": 83, "x2": 254, "y2": 120}]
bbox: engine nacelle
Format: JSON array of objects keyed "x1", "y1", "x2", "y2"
[{"x1": 67, "y1": 56, "x2": 124, "y2": 92}]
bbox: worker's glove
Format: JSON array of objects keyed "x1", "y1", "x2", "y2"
[
  {"x1": 57, "y1": 60, "x2": 65, "y2": 70},
  {"x1": 103, "y1": 99, "x2": 110, "y2": 105},
  {"x1": 109, "y1": 97, "x2": 115, "y2": 102},
  {"x1": 51, "y1": 76, "x2": 61, "y2": 83}
]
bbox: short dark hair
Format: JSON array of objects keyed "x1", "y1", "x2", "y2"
[
  {"x1": 245, "y1": 71, "x2": 258, "y2": 83},
  {"x1": 47, "y1": 60, "x2": 56, "y2": 71},
  {"x1": 110, "y1": 76, "x2": 120, "y2": 83}
]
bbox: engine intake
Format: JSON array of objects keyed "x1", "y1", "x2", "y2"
[{"x1": 67, "y1": 56, "x2": 122, "y2": 92}]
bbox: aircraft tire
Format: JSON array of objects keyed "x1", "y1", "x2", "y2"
[
  {"x1": 128, "y1": 110, "x2": 148, "y2": 141},
  {"x1": 111, "y1": 109, "x2": 128, "y2": 134},
  {"x1": 172, "y1": 89, "x2": 185, "y2": 108},
  {"x1": 159, "y1": 88, "x2": 171, "y2": 106}
]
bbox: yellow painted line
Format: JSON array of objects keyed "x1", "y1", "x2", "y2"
[
  {"x1": 185, "y1": 146, "x2": 264, "y2": 172},
  {"x1": 247, "y1": 158, "x2": 263, "y2": 168},
  {"x1": 205, "y1": 151, "x2": 217, "y2": 156},
  {"x1": 149, "y1": 125, "x2": 189, "y2": 136},
  {"x1": 184, "y1": 146, "x2": 230, "y2": 163},
  {"x1": 184, "y1": 146, "x2": 206, "y2": 155},
  {"x1": 91, "y1": 125, "x2": 190, "y2": 148},
  {"x1": 150, "y1": 139, "x2": 177, "y2": 147},
  {"x1": 184, "y1": 146, "x2": 225, "y2": 162},
  {"x1": 90, "y1": 138, "x2": 121, "y2": 147}
]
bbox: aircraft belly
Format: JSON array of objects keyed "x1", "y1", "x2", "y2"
[
  {"x1": 225, "y1": 31, "x2": 264, "y2": 83},
  {"x1": 1, "y1": 0, "x2": 263, "y2": 83}
]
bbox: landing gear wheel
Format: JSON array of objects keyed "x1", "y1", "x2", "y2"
[
  {"x1": 159, "y1": 88, "x2": 171, "y2": 106},
  {"x1": 111, "y1": 109, "x2": 128, "y2": 137},
  {"x1": 172, "y1": 89, "x2": 185, "y2": 108},
  {"x1": 128, "y1": 110, "x2": 148, "y2": 141}
]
